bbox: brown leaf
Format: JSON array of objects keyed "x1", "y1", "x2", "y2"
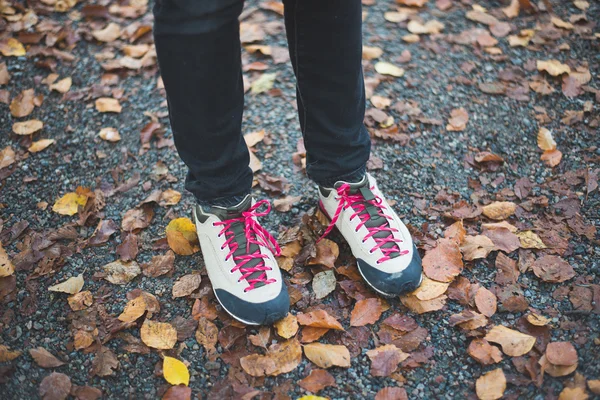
[
  {"x1": 532, "y1": 255, "x2": 576, "y2": 283},
  {"x1": 350, "y1": 298, "x2": 383, "y2": 326},
  {"x1": 297, "y1": 369, "x2": 336, "y2": 393},
  {"x1": 375, "y1": 387, "x2": 408, "y2": 400},
  {"x1": 541, "y1": 149, "x2": 562, "y2": 167},
  {"x1": 87, "y1": 219, "x2": 118, "y2": 246},
  {"x1": 475, "y1": 287, "x2": 498, "y2": 317},
  {"x1": 30, "y1": 348, "x2": 65, "y2": 368},
  {"x1": 116, "y1": 233, "x2": 138, "y2": 261},
  {"x1": 249, "y1": 326, "x2": 271, "y2": 349},
  {"x1": 296, "y1": 310, "x2": 344, "y2": 330},
  {"x1": 411, "y1": 276, "x2": 449, "y2": 300},
  {"x1": 301, "y1": 327, "x2": 330, "y2": 343},
  {"x1": 303, "y1": 343, "x2": 351, "y2": 369},
  {"x1": 172, "y1": 273, "x2": 201, "y2": 298},
  {"x1": 240, "y1": 338, "x2": 302, "y2": 377},
  {"x1": 546, "y1": 342, "x2": 577, "y2": 366},
  {"x1": 195, "y1": 317, "x2": 218, "y2": 355},
  {"x1": 10, "y1": 89, "x2": 35, "y2": 117},
  {"x1": 485, "y1": 325, "x2": 535, "y2": 357},
  {"x1": 162, "y1": 385, "x2": 192, "y2": 400},
  {"x1": 307, "y1": 238, "x2": 339, "y2": 269},
  {"x1": 140, "y1": 320, "x2": 177, "y2": 350},
  {"x1": 142, "y1": 251, "x2": 175, "y2": 277},
  {"x1": 476, "y1": 368, "x2": 506, "y2": 400},
  {"x1": 461, "y1": 235, "x2": 497, "y2": 261},
  {"x1": 482, "y1": 201, "x2": 517, "y2": 220},
  {"x1": 444, "y1": 220, "x2": 466, "y2": 245},
  {"x1": 312, "y1": 270, "x2": 337, "y2": 299},
  {"x1": 0, "y1": 146, "x2": 16, "y2": 170},
  {"x1": 191, "y1": 297, "x2": 218, "y2": 321},
  {"x1": 118, "y1": 296, "x2": 147, "y2": 322},
  {"x1": 539, "y1": 354, "x2": 578, "y2": 377},
  {"x1": 382, "y1": 314, "x2": 418, "y2": 332},
  {"x1": 91, "y1": 346, "x2": 119, "y2": 377},
  {"x1": 422, "y1": 238, "x2": 463, "y2": 282},
  {"x1": 67, "y1": 291, "x2": 93, "y2": 311},
  {"x1": 366, "y1": 344, "x2": 409, "y2": 377},
  {"x1": 274, "y1": 314, "x2": 299, "y2": 339},
  {"x1": 468, "y1": 339, "x2": 503, "y2": 365},
  {"x1": 166, "y1": 218, "x2": 200, "y2": 256},
  {"x1": 483, "y1": 228, "x2": 520, "y2": 253},
  {"x1": 446, "y1": 107, "x2": 469, "y2": 131},
  {"x1": 39, "y1": 372, "x2": 71, "y2": 400},
  {"x1": 70, "y1": 385, "x2": 102, "y2": 400},
  {"x1": 400, "y1": 294, "x2": 447, "y2": 314},
  {"x1": 273, "y1": 195, "x2": 302, "y2": 212},
  {"x1": 28, "y1": 139, "x2": 55, "y2": 153},
  {"x1": 122, "y1": 206, "x2": 154, "y2": 231},
  {"x1": 95, "y1": 97, "x2": 122, "y2": 113}
]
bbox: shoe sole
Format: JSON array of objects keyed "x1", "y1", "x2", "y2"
[{"x1": 317, "y1": 204, "x2": 424, "y2": 298}]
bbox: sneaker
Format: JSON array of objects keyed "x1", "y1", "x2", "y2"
[
  {"x1": 318, "y1": 173, "x2": 423, "y2": 297},
  {"x1": 193, "y1": 195, "x2": 289, "y2": 325}
]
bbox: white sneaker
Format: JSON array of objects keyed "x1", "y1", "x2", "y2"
[
  {"x1": 193, "y1": 195, "x2": 289, "y2": 325},
  {"x1": 318, "y1": 173, "x2": 423, "y2": 297}
]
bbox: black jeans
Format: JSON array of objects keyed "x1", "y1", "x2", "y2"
[{"x1": 153, "y1": 0, "x2": 371, "y2": 206}]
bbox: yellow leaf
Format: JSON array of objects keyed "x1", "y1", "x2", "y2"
[
  {"x1": 28, "y1": 139, "x2": 55, "y2": 153},
  {"x1": 166, "y1": 218, "x2": 199, "y2": 255},
  {"x1": 95, "y1": 97, "x2": 122, "y2": 113},
  {"x1": 48, "y1": 274, "x2": 84, "y2": 294},
  {"x1": 53, "y1": 192, "x2": 88, "y2": 216},
  {"x1": 0, "y1": 345, "x2": 22, "y2": 362},
  {"x1": 374, "y1": 62, "x2": 405, "y2": 77},
  {"x1": 12, "y1": 119, "x2": 43, "y2": 135},
  {"x1": 49, "y1": 77, "x2": 72, "y2": 93},
  {"x1": 0, "y1": 243, "x2": 15, "y2": 278},
  {"x1": 508, "y1": 30, "x2": 535, "y2": 47},
  {"x1": 410, "y1": 276, "x2": 449, "y2": 301},
  {"x1": 251, "y1": 72, "x2": 277, "y2": 94},
  {"x1": 482, "y1": 201, "x2": 517, "y2": 220},
  {"x1": 274, "y1": 313, "x2": 299, "y2": 339},
  {"x1": 140, "y1": 320, "x2": 177, "y2": 350},
  {"x1": 303, "y1": 343, "x2": 351, "y2": 369},
  {"x1": 476, "y1": 368, "x2": 507, "y2": 400},
  {"x1": 526, "y1": 313, "x2": 550, "y2": 326},
  {"x1": 537, "y1": 60, "x2": 571, "y2": 76},
  {"x1": 163, "y1": 356, "x2": 190, "y2": 386},
  {"x1": 516, "y1": 231, "x2": 546, "y2": 249},
  {"x1": 0, "y1": 38, "x2": 26, "y2": 57}
]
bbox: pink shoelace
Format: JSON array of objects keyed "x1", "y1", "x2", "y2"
[
  {"x1": 213, "y1": 200, "x2": 281, "y2": 292},
  {"x1": 319, "y1": 183, "x2": 409, "y2": 264}
]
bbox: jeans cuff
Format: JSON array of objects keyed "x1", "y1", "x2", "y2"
[
  {"x1": 310, "y1": 164, "x2": 367, "y2": 188},
  {"x1": 196, "y1": 193, "x2": 250, "y2": 209}
]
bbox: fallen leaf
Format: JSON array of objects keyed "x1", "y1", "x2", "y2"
[
  {"x1": 476, "y1": 368, "x2": 506, "y2": 400},
  {"x1": 172, "y1": 274, "x2": 201, "y2": 298},
  {"x1": 122, "y1": 206, "x2": 154, "y2": 231},
  {"x1": 482, "y1": 202, "x2": 517, "y2": 220},
  {"x1": 166, "y1": 218, "x2": 200, "y2": 256},
  {"x1": 375, "y1": 387, "x2": 408, "y2": 400},
  {"x1": 411, "y1": 276, "x2": 449, "y2": 300},
  {"x1": 274, "y1": 313, "x2": 299, "y2": 339},
  {"x1": 502, "y1": 0, "x2": 520, "y2": 18},
  {"x1": 163, "y1": 356, "x2": 190, "y2": 386},
  {"x1": 407, "y1": 19, "x2": 444, "y2": 34},
  {"x1": 539, "y1": 354, "x2": 578, "y2": 377},
  {"x1": 0, "y1": 38, "x2": 26, "y2": 57},
  {"x1": 251, "y1": 72, "x2": 277, "y2": 94},
  {"x1": 312, "y1": 270, "x2": 336, "y2": 299},
  {"x1": 307, "y1": 238, "x2": 339, "y2": 269},
  {"x1": 48, "y1": 274, "x2": 84, "y2": 295},
  {"x1": 92, "y1": 23, "x2": 121, "y2": 42},
  {"x1": 244, "y1": 129, "x2": 265, "y2": 147},
  {"x1": 91, "y1": 346, "x2": 119, "y2": 377},
  {"x1": 30, "y1": 348, "x2": 65, "y2": 368},
  {"x1": 10, "y1": 88, "x2": 35, "y2": 117},
  {"x1": 195, "y1": 317, "x2": 218, "y2": 355},
  {"x1": 95, "y1": 97, "x2": 122, "y2": 113},
  {"x1": 303, "y1": 343, "x2": 351, "y2": 369},
  {"x1": 28, "y1": 139, "x2": 55, "y2": 153},
  {"x1": 400, "y1": 294, "x2": 447, "y2": 314},
  {"x1": 475, "y1": 287, "x2": 497, "y2": 317},
  {"x1": 537, "y1": 127, "x2": 557, "y2": 151},
  {"x1": 363, "y1": 46, "x2": 383, "y2": 60},
  {"x1": 422, "y1": 238, "x2": 463, "y2": 282},
  {"x1": 39, "y1": 372, "x2": 71, "y2": 400},
  {"x1": 102, "y1": 260, "x2": 141, "y2": 285},
  {"x1": 350, "y1": 298, "x2": 383, "y2": 326},
  {"x1": 546, "y1": 342, "x2": 577, "y2": 366},
  {"x1": 0, "y1": 345, "x2": 22, "y2": 362},
  {"x1": 461, "y1": 235, "x2": 497, "y2": 261},
  {"x1": 118, "y1": 296, "x2": 147, "y2": 322},
  {"x1": 296, "y1": 310, "x2": 344, "y2": 330},
  {"x1": 588, "y1": 380, "x2": 600, "y2": 395},
  {"x1": 162, "y1": 386, "x2": 192, "y2": 400},
  {"x1": 374, "y1": 62, "x2": 405, "y2": 77},
  {"x1": 532, "y1": 255, "x2": 576, "y2": 283},
  {"x1": 13, "y1": 119, "x2": 43, "y2": 135},
  {"x1": 0, "y1": 146, "x2": 16, "y2": 169},
  {"x1": 0, "y1": 243, "x2": 15, "y2": 277},
  {"x1": 141, "y1": 320, "x2": 178, "y2": 350},
  {"x1": 273, "y1": 195, "x2": 302, "y2": 212},
  {"x1": 49, "y1": 77, "x2": 72, "y2": 93},
  {"x1": 516, "y1": 231, "x2": 546, "y2": 249},
  {"x1": 537, "y1": 60, "x2": 571, "y2": 76},
  {"x1": 526, "y1": 312, "x2": 550, "y2": 326},
  {"x1": 485, "y1": 325, "x2": 535, "y2": 357},
  {"x1": 366, "y1": 344, "x2": 409, "y2": 376},
  {"x1": 73, "y1": 330, "x2": 95, "y2": 350},
  {"x1": 98, "y1": 127, "x2": 121, "y2": 142},
  {"x1": 541, "y1": 149, "x2": 562, "y2": 167},
  {"x1": 67, "y1": 291, "x2": 93, "y2": 311},
  {"x1": 446, "y1": 107, "x2": 469, "y2": 131},
  {"x1": 52, "y1": 191, "x2": 88, "y2": 216},
  {"x1": 241, "y1": 338, "x2": 302, "y2": 376},
  {"x1": 468, "y1": 339, "x2": 503, "y2": 365},
  {"x1": 558, "y1": 387, "x2": 589, "y2": 400},
  {"x1": 142, "y1": 251, "x2": 175, "y2": 277},
  {"x1": 298, "y1": 369, "x2": 336, "y2": 393}
]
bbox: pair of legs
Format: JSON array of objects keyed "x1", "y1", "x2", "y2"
[{"x1": 153, "y1": 0, "x2": 371, "y2": 206}]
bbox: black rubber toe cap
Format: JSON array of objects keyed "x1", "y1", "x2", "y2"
[
  {"x1": 357, "y1": 244, "x2": 423, "y2": 296},
  {"x1": 214, "y1": 284, "x2": 290, "y2": 326}
]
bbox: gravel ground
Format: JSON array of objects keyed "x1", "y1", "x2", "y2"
[{"x1": 1, "y1": 0, "x2": 599, "y2": 399}]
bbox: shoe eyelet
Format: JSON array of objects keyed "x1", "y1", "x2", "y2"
[{"x1": 212, "y1": 222, "x2": 216, "y2": 227}]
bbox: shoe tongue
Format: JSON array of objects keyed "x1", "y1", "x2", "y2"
[
  {"x1": 211, "y1": 196, "x2": 266, "y2": 289},
  {"x1": 337, "y1": 176, "x2": 400, "y2": 259}
]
